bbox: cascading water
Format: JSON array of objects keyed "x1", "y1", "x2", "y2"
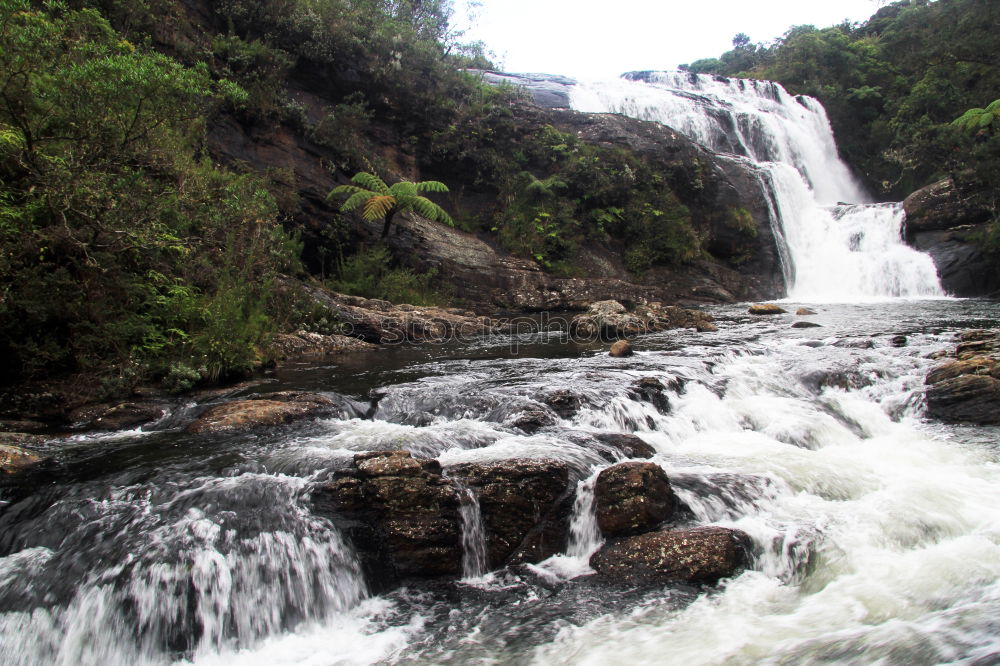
[
  {"x1": 571, "y1": 72, "x2": 946, "y2": 301},
  {"x1": 455, "y1": 484, "x2": 489, "y2": 581}
]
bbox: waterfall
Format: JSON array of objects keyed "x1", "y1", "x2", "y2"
[
  {"x1": 456, "y1": 484, "x2": 488, "y2": 581},
  {"x1": 571, "y1": 72, "x2": 945, "y2": 301}
]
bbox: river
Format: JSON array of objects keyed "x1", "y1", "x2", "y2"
[{"x1": 1, "y1": 299, "x2": 998, "y2": 665}]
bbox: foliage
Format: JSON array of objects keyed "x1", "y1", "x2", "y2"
[
  {"x1": 329, "y1": 172, "x2": 453, "y2": 238},
  {"x1": 0, "y1": 1, "x2": 299, "y2": 388},
  {"x1": 327, "y1": 246, "x2": 444, "y2": 305},
  {"x1": 953, "y1": 100, "x2": 1000, "y2": 135}
]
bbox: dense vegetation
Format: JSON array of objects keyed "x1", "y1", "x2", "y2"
[
  {"x1": 681, "y1": 0, "x2": 1000, "y2": 248},
  {"x1": 1, "y1": 0, "x2": 717, "y2": 393}
]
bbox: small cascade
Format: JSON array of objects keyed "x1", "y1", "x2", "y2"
[
  {"x1": 456, "y1": 484, "x2": 489, "y2": 581},
  {"x1": 571, "y1": 72, "x2": 945, "y2": 300},
  {"x1": 530, "y1": 473, "x2": 603, "y2": 581}
]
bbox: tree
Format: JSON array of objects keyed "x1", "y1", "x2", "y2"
[{"x1": 329, "y1": 172, "x2": 453, "y2": 238}]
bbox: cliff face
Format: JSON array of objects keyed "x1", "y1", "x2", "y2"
[
  {"x1": 198, "y1": 28, "x2": 785, "y2": 310},
  {"x1": 903, "y1": 179, "x2": 1000, "y2": 298}
]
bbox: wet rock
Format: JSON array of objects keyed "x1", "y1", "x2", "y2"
[
  {"x1": 627, "y1": 377, "x2": 670, "y2": 413},
  {"x1": 796, "y1": 308, "x2": 817, "y2": 315},
  {"x1": 591, "y1": 526, "x2": 750, "y2": 584},
  {"x1": 890, "y1": 334, "x2": 908, "y2": 347},
  {"x1": 792, "y1": 321, "x2": 821, "y2": 329},
  {"x1": 800, "y1": 368, "x2": 873, "y2": 393},
  {"x1": 510, "y1": 408, "x2": 557, "y2": 433},
  {"x1": 0, "y1": 420, "x2": 48, "y2": 433},
  {"x1": 0, "y1": 443, "x2": 45, "y2": 474},
  {"x1": 186, "y1": 391, "x2": 350, "y2": 433},
  {"x1": 593, "y1": 433, "x2": 657, "y2": 460},
  {"x1": 834, "y1": 338, "x2": 875, "y2": 350},
  {"x1": 924, "y1": 330, "x2": 1000, "y2": 425},
  {"x1": 312, "y1": 451, "x2": 462, "y2": 587},
  {"x1": 69, "y1": 401, "x2": 168, "y2": 431},
  {"x1": 748, "y1": 303, "x2": 786, "y2": 315},
  {"x1": 540, "y1": 390, "x2": 583, "y2": 418},
  {"x1": 448, "y1": 458, "x2": 574, "y2": 567},
  {"x1": 271, "y1": 331, "x2": 377, "y2": 361},
  {"x1": 609, "y1": 340, "x2": 633, "y2": 357},
  {"x1": 572, "y1": 300, "x2": 716, "y2": 340},
  {"x1": 594, "y1": 462, "x2": 676, "y2": 537}
]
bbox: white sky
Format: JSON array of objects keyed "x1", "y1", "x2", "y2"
[{"x1": 454, "y1": 0, "x2": 886, "y2": 80}]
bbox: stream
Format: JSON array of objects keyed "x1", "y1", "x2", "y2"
[{"x1": 1, "y1": 299, "x2": 998, "y2": 665}]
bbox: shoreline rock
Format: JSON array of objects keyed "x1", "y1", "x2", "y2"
[
  {"x1": 924, "y1": 330, "x2": 1000, "y2": 424},
  {"x1": 594, "y1": 462, "x2": 677, "y2": 537},
  {"x1": 572, "y1": 300, "x2": 716, "y2": 340},
  {"x1": 186, "y1": 391, "x2": 361, "y2": 433}
]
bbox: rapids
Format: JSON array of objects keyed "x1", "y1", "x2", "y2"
[{"x1": 1, "y1": 301, "x2": 998, "y2": 665}]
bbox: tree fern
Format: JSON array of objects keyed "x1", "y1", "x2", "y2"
[
  {"x1": 952, "y1": 100, "x2": 1000, "y2": 134},
  {"x1": 328, "y1": 172, "x2": 453, "y2": 238}
]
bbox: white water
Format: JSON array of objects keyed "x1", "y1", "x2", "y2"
[
  {"x1": 571, "y1": 72, "x2": 945, "y2": 301},
  {"x1": 456, "y1": 484, "x2": 489, "y2": 581}
]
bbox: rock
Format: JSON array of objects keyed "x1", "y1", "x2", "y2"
[
  {"x1": 448, "y1": 458, "x2": 574, "y2": 567},
  {"x1": 510, "y1": 408, "x2": 557, "y2": 433},
  {"x1": 540, "y1": 389, "x2": 583, "y2": 418},
  {"x1": 796, "y1": 308, "x2": 817, "y2": 315},
  {"x1": 924, "y1": 331, "x2": 1000, "y2": 424},
  {"x1": 593, "y1": 433, "x2": 657, "y2": 460},
  {"x1": 792, "y1": 321, "x2": 821, "y2": 329},
  {"x1": 609, "y1": 340, "x2": 633, "y2": 357},
  {"x1": 695, "y1": 320, "x2": 719, "y2": 332},
  {"x1": 890, "y1": 334, "x2": 908, "y2": 347},
  {"x1": 473, "y1": 70, "x2": 578, "y2": 109},
  {"x1": 68, "y1": 401, "x2": 168, "y2": 431},
  {"x1": 186, "y1": 391, "x2": 354, "y2": 433},
  {"x1": 627, "y1": 377, "x2": 670, "y2": 413},
  {"x1": 271, "y1": 331, "x2": 377, "y2": 361},
  {"x1": 0, "y1": 420, "x2": 48, "y2": 433},
  {"x1": 0, "y1": 443, "x2": 45, "y2": 474},
  {"x1": 903, "y1": 179, "x2": 1000, "y2": 297},
  {"x1": 590, "y1": 526, "x2": 751, "y2": 584},
  {"x1": 312, "y1": 451, "x2": 462, "y2": 587},
  {"x1": 748, "y1": 303, "x2": 787, "y2": 315},
  {"x1": 594, "y1": 462, "x2": 676, "y2": 537},
  {"x1": 926, "y1": 373, "x2": 1000, "y2": 424}
]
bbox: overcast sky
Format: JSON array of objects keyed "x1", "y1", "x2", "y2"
[{"x1": 454, "y1": 0, "x2": 886, "y2": 80}]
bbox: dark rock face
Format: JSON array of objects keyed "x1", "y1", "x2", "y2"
[
  {"x1": 903, "y1": 179, "x2": 1000, "y2": 297},
  {"x1": 594, "y1": 462, "x2": 676, "y2": 537},
  {"x1": 186, "y1": 391, "x2": 360, "y2": 433},
  {"x1": 590, "y1": 526, "x2": 750, "y2": 584},
  {"x1": 447, "y1": 459, "x2": 574, "y2": 567},
  {"x1": 312, "y1": 453, "x2": 575, "y2": 589},
  {"x1": 593, "y1": 433, "x2": 657, "y2": 460},
  {"x1": 312, "y1": 451, "x2": 463, "y2": 589},
  {"x1": 627, "y1": 378, "x2": 671, "y2": 413},
  {"x1": 925, "y1": 330, "x2": 1000, "y2": 425}
]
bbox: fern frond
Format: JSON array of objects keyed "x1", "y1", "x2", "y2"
[
  {"x1": 328, "y1": 184, "x2": 367, "y2": 199},
  {"x1": 351, "y1": 172, "x2": 390, "y2": 194},
  {"x1": 340, "y1": 190, "x2": 374, "y2": 212},
  {"x1": 390, "y1": 181, "x2": 418, "y2": 197},
  {"x1": 986, "y1": 99, "x2": 1000, "y2": 113},
  {"x1": 414, "y1": 180, "x2": 449, "y2": 193},
  {"x1": 363, "y1": 195, "x2": 396, "y2": 221}
]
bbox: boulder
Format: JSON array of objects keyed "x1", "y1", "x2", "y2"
[
  {"x1": 69, "y1": 401, "x2": 168, "y2": 431},
  {"x1": 903, "y1": 179, "x2": 1000, "y2": 297},
  {"x1": 572, "y1": 301, "x2": 717, "y2": 340},
  {"x1": 796, "y1": 308, "x2": 817, "y2": 315},
  {"x1": 447, "y1": 458, "x2": 574, "y2": 567},
  {"x1": 590, "y1": 526, "x2": 751, "y2": 584},
  {"x1": 271, "y1": 331, "x2": 377, "y2": 361},
  {"x1": 627, "y1": 377, "x2": 670, "y2": 413},
  {"x1": 924, "y1": 330, "x2": 1000, "y2": 425},
  {"x1": 593, "y1": 433, "x2": 657, "y2": 460},
  {"x1": 609, "y1": 340, "x2": 633, "y2": 357},
  {"x1": 510, "y1": 408, "x2": 557, "y2": 433},
  {"x1": 890, "y1": 334, "x2": 908, "y2": 347},
  {"x1": 186, "y1": 391, "x2": 355, "y2": 433},
  {"x1": 540, "y1": 389, "x2": 583, "y2": 418},
  {"x1": 0, "y1": 443, "x2": 45, "y2": 474},
  {"x1": 312, "y1": 451, "x2": 462, "y2": 587},
  {"x1": 792, "y1": 321, "x2": 821, "y2": 329},
  {"x1": 594, "y1": 462, "x2": 676, "y2": 537},
  {"x1": 748, "y1": 304, "x2": 787, "y2": 315}
]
